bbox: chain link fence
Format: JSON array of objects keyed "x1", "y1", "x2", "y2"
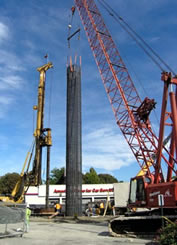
[{"x1": 0, "y1": 203, "x2": 26, "y2": 238}]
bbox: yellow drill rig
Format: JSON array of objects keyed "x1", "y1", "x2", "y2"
[{"x1": 0, "y1": 62, "x2": 53, "y2": 203}]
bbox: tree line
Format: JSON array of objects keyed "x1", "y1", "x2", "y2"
[
  {"x1": 49, "y1": 167, "x2": 118, "y2": 184},
  {"x1": 0, "y1": 167, "x2": 118, "y2": 195}
]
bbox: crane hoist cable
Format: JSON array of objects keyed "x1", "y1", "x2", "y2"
[
  {"x1": 98, "y1": 0, "x2": 176, "y2": 76},
  {"x1": 68, "y1": 6, "x2": 76, "y2": 48},
  {"x1": 98, "y1": 0, "x2": 161, "y2": 131},
  {"x1": 67, "y1": 6, "x2": 81, "y2": 67},
  {"x1": 98, "y1": 0, "x2": 175, "y2": 133}
]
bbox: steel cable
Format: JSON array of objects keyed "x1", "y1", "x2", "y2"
[{"x1": 98, "y1": 0, "x2": 176, "y2": 75}]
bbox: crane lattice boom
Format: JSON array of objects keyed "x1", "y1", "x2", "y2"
[{"x1": 74, "y1": 0, "x2": 175, "y2": 181}]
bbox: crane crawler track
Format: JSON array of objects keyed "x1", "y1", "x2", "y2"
[{"x1": 108, "y1": 215, "x2": 177, "y2": 238}]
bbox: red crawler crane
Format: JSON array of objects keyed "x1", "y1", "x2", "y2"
[{"x1": 74, "y1": 0, "x2": 177, "y2": 211}]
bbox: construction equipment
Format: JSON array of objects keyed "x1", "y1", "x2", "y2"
[
  {"x1": 31, "y1": 62, "x2": 53, "y2": 186},
  {"x1": 74, "y1": 0, "x2": 177, "y2": 234},
  {"x1": 0, "y1": 62, "x2": 53, "y2": 204},
  {"x1": 136, "y1": 133, "x2": 171, "y2": 177}
]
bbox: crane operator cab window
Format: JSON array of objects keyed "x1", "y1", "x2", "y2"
[{"x1": 129, "y1": 177, "x2": 146, "y2": 204}]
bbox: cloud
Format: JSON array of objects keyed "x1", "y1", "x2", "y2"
[
  {"x1": 0, "y1": 22, "x2": 9, "y2": 42},
  {"x1": 0, "y1": 75, "x2": 24, "y2": 90},
  {"x1": 0, "y1": 27, "x2": 25, "y2": 91},
  {"x1": 0, "y1": 31, "x2": 26, "y2": 115},
  {"x1": 0, "y1": 94, "x2": 14, "y2": 118},
  {"x1": 0, "y1": 50, "x2": 25, "y2": 72},
  {"x1": 83, "y1": 125, "x2": 135, "y2": 171}
]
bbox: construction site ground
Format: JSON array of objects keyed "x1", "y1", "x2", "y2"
[{"x1": 0, "y1": 216, "x2": 158, "y2": 245}]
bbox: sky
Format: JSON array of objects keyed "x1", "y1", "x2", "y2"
[{"x1": 0, "y1": 0, "x2": 177, "y2": 182}]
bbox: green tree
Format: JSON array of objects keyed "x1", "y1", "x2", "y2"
[
  {"x1": 49, "y1": 167, "x2": 118, "y2": 185},
  {"x1": 83, "y1": 168, "x2": 101, "y2": 184},
  {"x1": 49, "y1": 167, "x2": 65, "y2": 184},
  {"x1": 158, "y1": 217, "x2": 177, "y2": 245},
  {"x1": 0, "y1": 172, "x2": 20, "y2": 195},
  {"x1": 98, "y1": 174, "x2": 118, "y2": 183}
]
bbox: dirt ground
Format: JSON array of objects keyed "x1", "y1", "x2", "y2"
[{"x1": 0, "y1": 217, "x2": 158, "y2": 245}]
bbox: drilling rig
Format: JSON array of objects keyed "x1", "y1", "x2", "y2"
[
  {"x1": 32, "y1": 62, "x2": 53, "y2": 186},
  {"x1": 74, "y1": 0, "x2": 177, "y2": 234},
  {"x1": 0, "y1": 62, "x2": 53, "y2": 203}
]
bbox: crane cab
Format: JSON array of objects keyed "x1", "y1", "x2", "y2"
[
  {"x1": 129, "y1": 176, "x2": 177, "y2": 209},
  {"x1": 128, "y1": 176, "x2": 152, "y2": 208}
]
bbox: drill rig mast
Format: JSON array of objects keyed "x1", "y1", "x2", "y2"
[
  {"x1": 0, "y1": 62, "x2": 53, "y2": 203},
  {"x1": 32, "y1": 62, "x2": 53, "y2": 185}
]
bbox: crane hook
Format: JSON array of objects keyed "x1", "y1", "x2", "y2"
[{"x1": 71, "y1": 6, "x2": 76, "y2": 16}]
